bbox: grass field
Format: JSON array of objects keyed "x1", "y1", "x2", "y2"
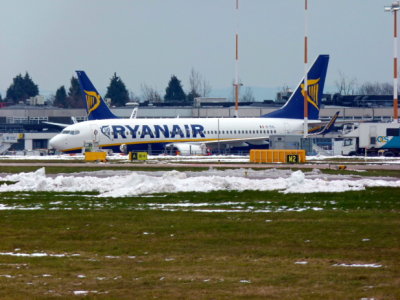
[{"x1": 0, "y1": 187, "x2": 399, "y2": 299}]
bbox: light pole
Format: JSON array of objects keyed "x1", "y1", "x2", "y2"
[
  {"x1": 234, "y1": 0, "x2": 240, "y2": 118},
  {"x1": 303, "y1": 0, "x2": 309, "y2": 137},
  {"x1": 385, "y1": 1, "x2": 400, "y2": 123}
]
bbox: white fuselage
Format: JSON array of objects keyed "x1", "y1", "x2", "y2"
[{"x1": 49, "y1": 117, "x2": 307, "y2": 153}]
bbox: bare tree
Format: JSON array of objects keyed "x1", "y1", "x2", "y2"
[
  {"x1": 380, "y1": 82, "x2": 394, "y2": 94},
  {"x1": 200, "y1": 80, "x2": 211, "y2": 97},
  {"x1": 240, "y1": 87, "x2": 255, "y2": 102},
  {"x1": 188, "y1": 68, "x2": 212, "y2": 97},
  {"x1": 140, "y1": 84, "x2": 162, "y2": 103},
  {"x1": 358, "y1": 82, "x2": 393, "y2": 95},
  {"x1": 129, "y1": 91, "x2": 140, "y2": 103},
  {"x1": 189, "y1": 68, "x2": 201, "y2": 96},
  {"x1": 335, "y1": 71, "x2": 357, "y2": 95}
]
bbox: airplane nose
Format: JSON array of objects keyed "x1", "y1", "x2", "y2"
[
  {"x1": 48, "y1": 135, "x2": 57, "y2": 149},
  {"x1": 49, "y1": 134, "x2": 64, "y2": 150}
]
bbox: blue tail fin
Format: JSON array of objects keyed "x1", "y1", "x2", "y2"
[
  {"x1": 263, "y1": 55, "x2": 329, "y2": 120},
  {"x1": 75, "y1": 71, "x2": 118, "y2": 120}
]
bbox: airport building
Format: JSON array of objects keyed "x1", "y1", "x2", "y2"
[{"x1": 0, "y1": 98, "x2": 398, "y2": 154}]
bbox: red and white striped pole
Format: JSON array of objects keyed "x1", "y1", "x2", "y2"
[
  {"x1": 394, "y1": 6, "x2": 399, "y2": 122},
  {"x1": 234, "y1": 0, "x2": 240, "y2": 118},
  {"x1": 385, "y1": 1, "x2": 400, "y2": 123},
  {"x1": 303, "y1": 0, "x2": 309, "y2": 137}
]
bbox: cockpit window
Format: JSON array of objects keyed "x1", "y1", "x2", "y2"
[{"x1": 61, "y1": 129, "x2": 80, "y2": 135}]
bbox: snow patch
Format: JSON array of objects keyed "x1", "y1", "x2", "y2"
[
  {"x1": 295, "y1": 261, "x2": 308, "y2": 265},
  {"x1": 1, "y1": 168, "x2": 400, "y2": 197},
  {"x1": 333, "y1": 263, "x2": 382, "y2": 268},
  {"x1": 0, "y1": 252, "x2": 79, "y2": 258}
]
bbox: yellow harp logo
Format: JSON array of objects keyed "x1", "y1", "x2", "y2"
[
  {"x1": 301, "y1": 79, "x2": 320, "y2": 110},
  {"x1": 84, "y1": 90, "x2": 101, "y2": 114}
]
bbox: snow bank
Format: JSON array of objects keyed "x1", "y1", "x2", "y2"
[
  {"x1": 333, "y1": 263, "x2": 382, "y2": 268},
  {"x1": 1, "y1": 168, "x2": 400, "y2": 197},
  {"x1": 2, "y1": 153, "x2": 400, "y2": 163},
  {"x1": 0, "y1": 252, "x2": 80, "y2": 258}
]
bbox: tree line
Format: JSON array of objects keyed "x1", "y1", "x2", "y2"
[
  {"x1": 1, "y1": 70, "x2": 394, "y2": 108},
  {"x1": 0, "y1": 69, "x2": 212, "y2": 108},
  {"x1": 335, "y1": 71, "x2": 394, "y2": 96}
]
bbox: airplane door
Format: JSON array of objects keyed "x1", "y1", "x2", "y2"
[{"x1": 89, "y1": 125, "x2": 100, "y2": 142}]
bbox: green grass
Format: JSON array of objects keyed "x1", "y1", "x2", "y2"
[
  {"x1": 0, "y1": 188, "x2": 399, "y2": 299},
  {"x1": 318, "y1": 168, "x2": 400, "y2": 178},
  {"x1": 0, "y1": 188, "x2": 399, "y2": 211}
]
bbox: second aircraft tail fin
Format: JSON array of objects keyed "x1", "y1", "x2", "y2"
[{"x1": 262, "y1": 54, "x2": 329, "y2": 120}]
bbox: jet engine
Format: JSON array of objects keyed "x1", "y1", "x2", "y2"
[{"x1": 165, "y1": 143, "x2": 207, "y2": 156}]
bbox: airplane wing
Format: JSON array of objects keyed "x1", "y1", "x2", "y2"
[
  {"x1": 43, "y1": 117, "x2": 78, "y2": 128},
  {"x1": 43, "y1": 121, "x2": 69, "y2": 128},
  {"x1": 165, "y1": 136, "x2": 270, "y2": 155},
  {"x1": 165, "y1": 137, "x2": 270, "y2": 155},
  {"x1": 201, "y1": 136, "x2": 269, "y2": 147}
]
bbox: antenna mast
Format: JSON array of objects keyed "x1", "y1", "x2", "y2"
[
  {"x1": 303, "y1": 0, "x2": 309, "y2": 138},
  {"x1": 234, "y1": 0, "x2": 240, "y2": 118}
]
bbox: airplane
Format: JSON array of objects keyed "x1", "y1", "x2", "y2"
[{"x1": 49, "y1": 54, "x2": 329, "y2": 154}]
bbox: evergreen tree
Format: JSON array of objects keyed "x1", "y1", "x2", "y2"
[
  {"x1": 105, "y1": 73, "x2": 129, "y2": 107},
  {"x1": 164, "y1": 75, "x2": 186, "y2": 103},
  {"x1": 67, "y1": 76, "x2": 84, "y2": 108},
  {"x1": 54, "y1": 86, "x2": 68, "y2": 108},
  {"x1": 6, "y1": 72, "x2": 39, "y2": 103},
  {"x1": 23, "y1": 73, "x2": 39, "y2": 98}
]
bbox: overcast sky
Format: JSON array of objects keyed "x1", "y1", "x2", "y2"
[{"x1": 0, "y1": 0, "x2": 395, "y2": 100}]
